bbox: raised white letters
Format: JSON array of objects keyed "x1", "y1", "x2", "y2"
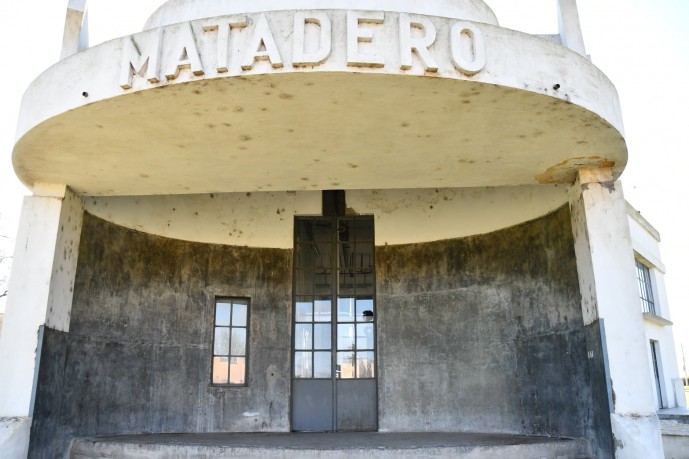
[
  {"x1": 165, "y1": 23, "x2": 204, "y2": 80},
  {"x1": 450, "y1": 22, "x2": 486, "y2": 76},
  {"x1": 292, "y1": 12, "x2": 332, "y2": 67},
  {"x1": 203, "y1": 16, "x2": 248, "y2": 73},
  {"x1": 347, "y1": 11, "x2": 385, "y2": 68},
  {"x1": 241, "y1": 14, "x2": 283, "y2": 70},
  {"x1": 120, "y1": 11, "x2": 488, "y2": 90},
  {"x1": 399, "y1": 13, "x2": 438, "y2": 72},
  {"x1": 120, "y1": 29, "x2": 162, "y2": 89}
]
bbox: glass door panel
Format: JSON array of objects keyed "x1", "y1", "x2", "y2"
[{"x1": 292, "y1": 215, "x2": 377, "y2": 431}]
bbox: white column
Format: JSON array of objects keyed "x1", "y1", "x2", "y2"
[
  {"x1": 0, "y1": 185, "x2": 83, "y2": 459},
  {"x1": 60, "y1": 0, "x2": 89, "y2": 60},
  {"x1": 557, "y1": 0, "x2": 586, "y2": 56},
  {"x1": 569, "y1": 168, "x2": 663, "y2": 458}
]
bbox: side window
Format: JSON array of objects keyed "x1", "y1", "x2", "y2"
[
  {"x1": 635, "y1": 259, "x2": 656, "y2": 315},
  {"x1": 212, "y1": 298, "x2": 249, "y2": 385}
]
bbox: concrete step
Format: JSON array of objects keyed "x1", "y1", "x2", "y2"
[{"x1": 70, "y1": 432, "x2": 592, "y2": 459}]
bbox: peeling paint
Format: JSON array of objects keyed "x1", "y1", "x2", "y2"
[{"x1": 536, "y1": 157, "x2": 615, "y2": 184}]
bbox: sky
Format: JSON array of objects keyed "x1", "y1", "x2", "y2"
[{"x1": 0, "y1": 1, "x2": 687, "y2": 377}]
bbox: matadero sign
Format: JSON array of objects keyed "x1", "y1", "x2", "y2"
[{"x1": 120, "y1": 10, "x2": 486, "y2": 89}]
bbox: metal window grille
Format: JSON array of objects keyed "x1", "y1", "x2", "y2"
[{"x1": 635, "y1": 260, "x2": 655, "y2": 315}]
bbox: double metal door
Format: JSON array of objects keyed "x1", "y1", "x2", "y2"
[{"x1": 291, "y1": 216, "x2": 377, "y2": 431}]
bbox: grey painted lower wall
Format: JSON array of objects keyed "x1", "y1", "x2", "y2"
[
  {"x1": 29, "y1": 206, "x2": 609, "y2": 458},
  {"x1": 376, "y1": 206, "x2": 592, "y2": 436},
  {"x1": 30, "y1": 213, "x2": 293, "y2": 458}
]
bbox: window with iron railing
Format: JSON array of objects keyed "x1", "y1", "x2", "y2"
[{"x1": 635, "y1": 259, "x2": 656, "y2": 315}]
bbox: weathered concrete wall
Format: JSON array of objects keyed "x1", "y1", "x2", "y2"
[
  {"x1": 376, "y1": 206, "x2": 594, "y2": 440},
  {"x1": 29, "y1": 213, "x2": 292, "y2": 458},
  {"x1": 30, "y1": 206, "x2": 599, "y2": 457},
  {"x1": 660, "y1": 415, "x2": 689, "y2": 459}
]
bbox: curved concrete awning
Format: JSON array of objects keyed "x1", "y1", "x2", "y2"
[{"x1": 13, "y1": 9, "x2": 626, "y2": 196}]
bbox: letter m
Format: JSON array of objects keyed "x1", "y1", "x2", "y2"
[{"x1": 120, "y1": 29, "x2": 163, "y2": 89}]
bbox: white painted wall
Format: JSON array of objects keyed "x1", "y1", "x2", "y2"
[
  {"x1": 0, "y1": 186, "x2": 84, "y2": 459},
  {"x1": 569, "y1": 168, "x2": 664, "y2": 458},
  {"x1": 84, "y1": 185, "x2": 569, "y2": 247},
  {"x1": 628, "y1": 204, "x2": 684, "y2": 409},
  {"x1": 0, "y1": 418, "x2": 31, "y2": 459},
  {"x1": 144, "y1": 0, "x2": 500, "y2": 30},
  {"x1": 556, "y1": 0, "x2": 586, "y2": 56}
]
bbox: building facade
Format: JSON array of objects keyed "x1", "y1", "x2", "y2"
[
  {"x1": 0, "y1": 0, "x2": 677, "y2": 458},
  {"x1": 627, "y1": 204, "x2": 686, "y2": 413}
]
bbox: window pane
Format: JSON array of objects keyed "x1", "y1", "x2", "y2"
[
  {"x1": 356, "y1": 299, "x2": 374, "y2": 322},
  {"x1": 232, "y1": 301, "x2": 247, "y2": 326},
  {"x1": 338, "y1": 270, "x2": 356, "y2": 296},
  {"x1": 314, "y1": 324, "x2": 331, "y2": 350},
  {"x1": 298, "y1": 243, "x2": 332, "y2": 269},
  {"x1": 314, "y1": 299, "x2": 332, "y2": 322},
  {"x1": 299, "y1": 242, "x2": 332, "y2": 269},
  {"x1": 338, "y1": 297, "x2": 355, "y2": 322},
  {"x1": 232, "y1": 328, "x2": 247, "y2": 356},
  {"x1": 313, "y1": 219, "x2": 333, "y2": 241},
  {"x1": 213, "y1": 298, "x2": 250, "y2": 385},
  {"x1": 337, "y1": 324, "x2": 355, "y2": 350},
  {"x1": 295, "y1": 219, "x2": 314, "y2": 243},
  {"x1": 294, "y1": 351, "x2": 313, "y2": 378},
  {"x1": 213, "y1": 357, "x2": 229, "y2": 384},
  {"x1": 314, "y1": 352, "x2": 332, "y2": 378},
  {"x1": 296, "y1": 269, "x2": 313, "y2": 295},
  {"x1": 339, "y1": 244, "x2": 354, "y2": 268},
  {"x1": 313, "y1": 270, "x2": 332, "y2": 295},
  {"x1": 357, "y1": 324, "x2": 374, "y2": 350},
  {"x1": 216, "y1": 302, "x2": 231, "y2": 326},
  {"x1": 355, "y1": 272, "x2": 374, "y2": 296},
  {"x1": 229, "y1": 357, "x2": 246, "y2": 384},
  {"x1": 295, "y1": 324, "x2": 313, "y2": 350},
  {"x1": 337, "y1": 220, "x2": 352, "y2": 242},
  {"x1": 636, "y1": 260, "x2": 655, "y2": 314},
  {"x1": 357, "y1": 351, "x2": 375, "y2": 378},
  {"x1": 354, "y1": 244, "x2": 373, "y2": 269},
  {"x1": 214, "y1": 328, "x2": 230, "y2": 355},
  {"x1": 355, "y1": 218, "x2": 373, "y2": 241},
  {"x1": 296, "y1": 301, "x2": 313, "y2": 322},
  {"x1": 337, "y1": 352, "x2": 355, "y2": 379}
]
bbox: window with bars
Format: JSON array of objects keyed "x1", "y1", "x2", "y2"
[
  {"x1": 635, "y1": 260, "x2": 656, "y2": 315},
  {"x1": 212, "y1": 298, "x2": 249, "y2": 385}
]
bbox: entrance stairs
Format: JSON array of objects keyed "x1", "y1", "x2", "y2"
[{"x1": 70, "y1": 432, "x2": 592, "y2": 459}]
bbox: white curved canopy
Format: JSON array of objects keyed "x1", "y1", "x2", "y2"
[
  {"x1": 144, "y1": 0, "x2": 499, "y2": 29},
  {"x1": 14, "y1": 7, "x2": 625, "y2": 196}
]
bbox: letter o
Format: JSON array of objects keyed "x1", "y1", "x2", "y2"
[{"x1": 450, "y1": 22, "x2": 486, "y2": 76}]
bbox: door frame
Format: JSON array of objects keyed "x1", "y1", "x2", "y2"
[{"x1": 290, "y1": 215, "x2": 379, "y2": 432}]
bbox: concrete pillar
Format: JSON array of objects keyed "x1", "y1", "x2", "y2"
[
  {"x1": 557, "y1": 0, "x2": 586, "y2": 56},
  {"x1": 0, "y1": 185, "x2": 83, "y2": 459},
  {"x1": 569, "y1": 168, "x2": 664, "y2": 458},
  {"x1": 60, "y1": 0, "x2": 89, "y2": 60}
]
